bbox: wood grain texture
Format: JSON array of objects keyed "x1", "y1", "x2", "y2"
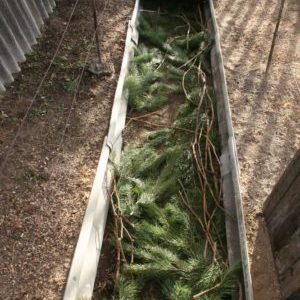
[{"x1": 264, "y1": 150, "x2": 300, "y2": 298}]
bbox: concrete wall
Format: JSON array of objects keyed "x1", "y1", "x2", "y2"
[{"x1": 0, "y1": 0, "x2": 56, "y2": 92}]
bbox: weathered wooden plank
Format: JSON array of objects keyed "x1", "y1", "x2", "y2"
[
  {"x1": 275, "y1": 228, "x2": 300, "y2": 278},
  {"x1": 205, "y1": 1, "x2": 253, "y2": 299},
  {"x1": 63, "y1": 1, "x2": 140, "y2": 298},
  {"x1": 267, "y1": 175, "x2": 300, "y2": 250},
  {"x1": 264, "y1": 150, "x2": 300, "y2": 216},
  {"x1": 264, "y1": 150, "x2": 300, "y2": 298},
  {"x1": 264, "y1": 150, "x2": 300, "y2": 251},
  {"x1": 280, "y1": 257, "x2": 300, "y2": 299}
]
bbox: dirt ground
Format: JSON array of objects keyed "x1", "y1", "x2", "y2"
[
  {"x1": 0, "y1": 0, "x2": 134, "y2": 298},
  {"x1": 214, "y1": 0, "x2": 299, "y2": 298}
]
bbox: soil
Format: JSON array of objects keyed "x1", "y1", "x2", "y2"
[
  {"x1": 0, "y1": 0, "x2": 134, "y2": 298},
  {"x1": 214, "y1": 0, "x2": 299, "y2": 298}
]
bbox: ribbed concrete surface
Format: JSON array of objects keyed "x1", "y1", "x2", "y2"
[{"x1": 0, "y1": 0, "x2": 56, "y2": 92}]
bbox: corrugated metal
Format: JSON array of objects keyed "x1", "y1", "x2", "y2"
[{"x1": 0, "y1": 0, "x2": 56, "y2": 92}]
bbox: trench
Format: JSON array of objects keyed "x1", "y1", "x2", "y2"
[{"x1": 92, "y1": 0, "x2": 243, "y2": 299}]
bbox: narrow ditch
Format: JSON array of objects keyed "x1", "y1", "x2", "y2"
[{"x1": 94, "y1": 0, "x2": 241, "y2": 298}]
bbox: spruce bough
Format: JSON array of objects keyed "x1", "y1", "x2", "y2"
[{"x1": 103, "y1": 6, "x2": 240, "y2": 300}]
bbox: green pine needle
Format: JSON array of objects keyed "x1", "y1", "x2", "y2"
[{"x1": 101, "y1": 6, "x2": 240, "y2": 300}]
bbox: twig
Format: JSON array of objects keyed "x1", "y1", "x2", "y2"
[
  {"x1": 91, "y1": 0, "x2": 102, "y2": 64},
  {"x1": 111, "y1": 178, "x2": 134, "y2": 266},
  {"x1": 207, "y1": 207, "x2": 227, "y2": 256},
  {"x1": 119, "y1": 236, "x2": 127, "y2": 263},
  {"x1": 265, "y1": 0, "x2": 286, "y2": 77},
  {"x1": 191, "y1": 62, "x2": 224, "y2": 260},
  {"x1": 182, "y1": 56, "x2": 199, "y2": 101},
  {"x1": 127, "y1": 109, "x2": 162, "y2": 121},
  {"x1": 129, "y1": 118, "x2": 194, "y2": 133},
  {"x1": 197, "y1": 5, "x2": 204, "y2": 31},
  {"x1": 178, "y1": 180, "x2": 215, "y2": 254},
  {"x1": 177, "y1": 14, "x2": 197, "y2": 34},
  {"x1": 139, "y1": 9, "x2": 168, "y2": 14},
  {"x1": 123, "y1": 225, "x2": 134, "y2": 264},
  {"x1": 113, "y1": 180, "x2": 127, "y2": 263},
  {"x1": 110, "y1": 181, "x2": 127, "y2": 282},
  {"x1": 193, "y1": 282, "x2": 222, "y2": 298},
  {"x1": 177, "y1": 51, "x2": 202, "y2": 70},
  {"x1": 192, "y1": 82, "x2": 224, "y2": 211},
  {"x1": 113, "y1": 208, "x2": 121, "y2": 281}
]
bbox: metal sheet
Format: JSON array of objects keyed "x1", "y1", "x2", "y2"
[{"x1": 0, "y1": 0, "x2": 56, "y2": 92}]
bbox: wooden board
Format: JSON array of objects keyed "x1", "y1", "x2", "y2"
[
  {"x1": 206, "y1": 1, "x2": 253, "y2": 299},
  {"x1": 63, "y1": 1, "x2": 140, "y2": 298},
  {"x1": 264, "y1": 150, "x2": 300, "y2": 299}
]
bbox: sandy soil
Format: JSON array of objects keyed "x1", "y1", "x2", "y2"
[
  {"x1": 214, "y1": 0, "x2": 299, "y2": 298},
  {"x1": 0, "y1": 0, "x2": 134, "y2": 298}
]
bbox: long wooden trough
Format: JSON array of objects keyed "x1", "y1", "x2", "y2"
[{"x1": 64, "y1": 0, "x2": 253, "y2": 299}]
